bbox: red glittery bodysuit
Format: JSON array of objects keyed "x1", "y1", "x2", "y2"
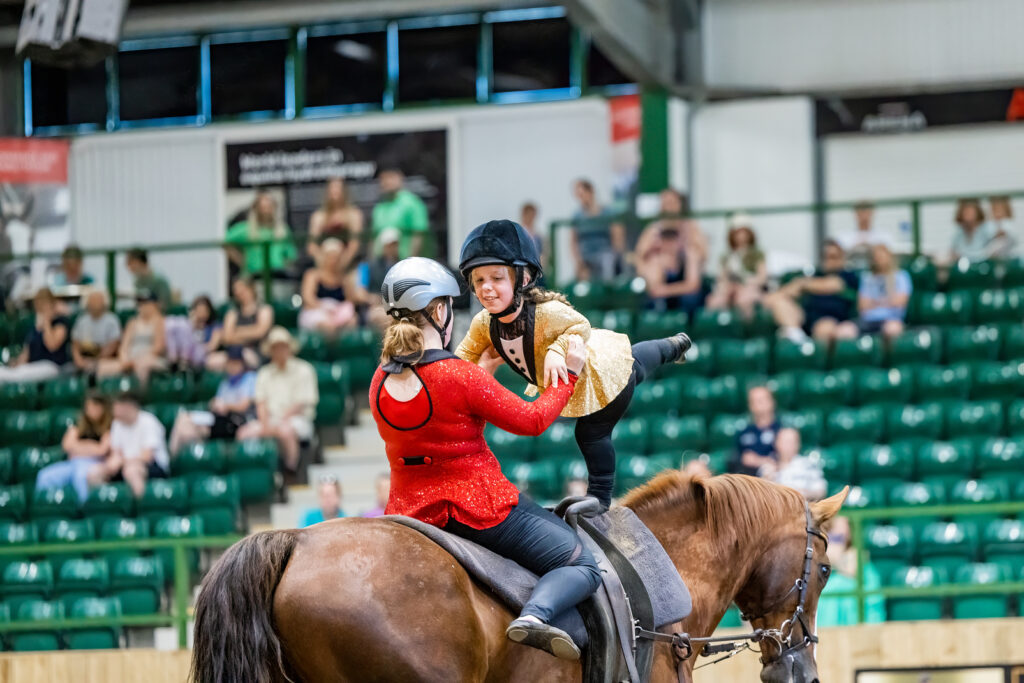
[{"x1": 370, "y1": 351, "x2": 578, "y2": 530}]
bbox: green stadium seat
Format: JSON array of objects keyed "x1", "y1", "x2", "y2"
[
  {"x1": 535, "y1": 421, "x2": 577, "y2": 460},
  {"x1": 744, "y1": 307, "x2": 776, "y2": 339},
  {"x1": 111, "y1": 555, "x2": 164, "y2": 615},
  {"x1": 806, "y1": 443, "x2": 858, "y2": 486},
  {"x1": 98, "y1": 517, "x2": 149, "y2": 563},
  {"x1": 189, "y1": 475, "x2": 240, "y2": 535},
  {"x1": 48, "y1": 409, "x2": 78, "y2": 444},
  {"x1": 148, "y1": 403, "x2": 179, "y2": 433},
  {"x1": 912, "y1": 291, "x2": 973, "y2": 326},
  {"x1": 981, "y1": 519, "x2": 1024, "y2": 575},
  {"x1": 681, "y1": 375, "x2": 742, "y2": 415},
  {"x1": 9, "y1": 600, "x2": 63, "y2": 651},
  {"x1": 905, "y1": 255, "x2": 938, "y2": 292},
  {"x1": 888, "y1": 327, "x2": 943, "y2": 366},
  {"x1": 1003, "y1": 259, "x2": 1024, "y2": 288},
  {"x1": 616, "y1": 454, "x2": 676, "y2": 495},
  {"x1": 970, "y1": 361, "x2": 1024, "y2": 401},
  {"x1": 611, "y1": 418, "x2": 650, "y2": 455},
  {"x1": 2, "y1": 560, "x2": 54, "y2": 614},
  {"x1": 297, "y1": 329, "x2": 328, "y2": 363},
  {"x1": 747, "y1": 372, "x2": 797, "y2": 411},
  {"x1": 0, "y1": 382, "x2": 39, "y2": 411},
  {"x1": 1008, "y1": 400, "x2": 1024, "y2": 436},
  {"x1": 952, "y1": 563, "x2": 1012, "y2": 619},
  {"x1": 707, "y1": 414, "x2": 748, "y2": 450},
  {"x1": 0, "y1": 484, "x2": 26, "y2": 521},
  {"x1": 3, "y1": 412, "x2": 50, "y2": 446},
  {"x1": 950, "y1": 478, "x2": 1009, "y2": 505},
  {"x1": 715, "y1": 338, "x2": 770, "y2": 375},
  {"x1": 916, "y1": 441, "x2": 974, "y2": 487},
  {"x1": 974, "y1": 287, "x2": 1024, "y2": 325},
  {"x1": 173, "y1": 441, "x2": 226, "y2": 479},
  {"x1": 484, "y1": 426, "x2": 535, "y2": 463},
  {"x1": 945, "y1": 325, "x2": 1001, "y2": 363},
  {"x1": 271, "y1": 298, "x2": 301, "y2": 329},
  {"x1": 947, "y1": 259, "x2": 997, "y2": 291},
  {"x1": 825, "y1": 405, "x2": 885, "y2": 445},
  {"x1": 95, "y1": 374, "x2": 140, "y2": 397},
  {"x1": 137, "y1": 478, "x2": 189, "y2": 520},
  {"x1": 865, "y1": 523, "x2": 915, "y2": 580},
  {"x1": 635, "y1": 310, "x2": 689, "y2": 342},
  {"x1": 40, "y1": 375, "x2": 86, "y2": 408},
  {"x1": 0, "y1": 447, "x2": 12, "y2": 485},
  {"x1": 912, "y1": 363, "x2": 971, "y2": 402},
  {"x1": 831, "y1": 335, "x2": 884, "y2": 370},
  {"x1": 842, "y1": 483, "x2": 886, "y2": 509},
  {"x1": 556, "y1": 457, "x2": 589, "y2": 484},
  {"x1": 630, "y1": 379, "x2": 683, "y2": 416},
  {"x1": 1003, "y1": 323, "x2": 1024, "y2": 361},
  {"x1": 773, "y1": 339, "x2": 827, "y2": 373},
  {"x1": 194, "y1": 372, "x2": 225, "y2": 402},
  {"x1": 887, "y1": 402, "x2": 945, "y2": 442},
  {"x1": 16, "y1": 446, "x2": 64, "y2": 484},
  {"x1": 889, "y1": 481, "x2": 946, "y2": 508},
  {"x1": 315, "y1": 360, "x2": 352, "y2": 398},
  {"x1": 66, "y1": 596, "x2": 122, "y2": 649},
  {"x1": 595, "y1": 309, "x2": 633, "y2": 336},
  {"x1": 718, "y1": 606, "x2": 743, "y2": 628},
  {"x1": 507, "y1": 460, "x2": 560, "y2": 501},
  {"x1": 918, "y1": 521, "x2": 978, "y2": 577},
  {"x1": 691, "y1": 308, "x2": 743, "y2": 340},
  {"x1": 567, "y1": 280, "x2": 605, "y2": 311},
  {"x1": 855, "y1": 367, "x2": 914, "y2": 407},
  {"x1": 31, "y1": 486, "x2": 80, "y2": 522},
  {"x1": 315, "y1": 393, "x2": 344, "y2": 429},
  {"x1": 856, "y1": 443, "x2": 914, "y2": 486},
  {"x1": 146, "y1": 373, "x2": 194, "y2": 404},
  {"x1": 650, "y1": 415, "x2": 707, "y2": 453},
  {"x1": 945, "y1": 400, "x2": 1003, "y2": 438},
  {"x1": 779, "y1": 409, "x2": 824, "y2": 447},
  {"x1": 975, "y1": 438, "x2": 1024, "y2": 483},
  {"x1": 42, "y1": 518, "x2": 94, "y2": 544},
  {"x1": 153, "y1": 514, "x2": 204, "y2": 577},
  {"x1": 797, "y1": 370, "x2": 854, "y2": 409},
  {"x1": 887, "y1": 565, "x2": 947, "y2": 621},
  {"x1": 0, "y1": 521, "x2": 38, "y2": 574},
  {"x1": 82, "y1": 483, "x2": 135, "y2": 520},
  {"x1": 660, "y1": 339, "x2": 714, "y2": 378},
  {"x1": 229, "y1": 439, "x2": 278, "y2": 504},
  {"x1": 56, "y1": 558, "x2": 109, "y2": 613}
]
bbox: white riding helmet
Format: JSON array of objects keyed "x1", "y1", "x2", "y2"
[{"x1": 381, "y1": 257, "x2": 461, "y2": 314}]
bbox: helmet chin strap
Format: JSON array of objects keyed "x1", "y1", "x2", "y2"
[{"x1": 426, "y1": 297, "x2": 454, "y2": 350}]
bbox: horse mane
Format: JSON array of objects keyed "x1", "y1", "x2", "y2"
[{"x1": 621, "y1": 471, "x2": 806, "y2": 551}]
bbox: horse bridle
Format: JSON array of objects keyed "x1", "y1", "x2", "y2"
[{"x1": 636, "y1": 502, "x2": 828, "y2": 676}]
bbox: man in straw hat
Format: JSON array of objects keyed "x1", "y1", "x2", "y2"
[{"x1": 236, "y1": 326, "x2": 319, "y2": 472}]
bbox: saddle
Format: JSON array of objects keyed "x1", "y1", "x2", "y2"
[{"x1": 383, "y1": 500, "x2": 691, "y2": 683}]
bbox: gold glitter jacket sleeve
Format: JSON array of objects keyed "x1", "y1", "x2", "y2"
[
  {"x1": 455, "y1": 309, "x2": 492, "y2": 364},
  {"x1": 545, "y1": 304, "x2": 592, "y2": 358}
]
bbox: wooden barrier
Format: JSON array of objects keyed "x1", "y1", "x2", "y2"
[
  {"x1": 707, "y1": 618, "x2": 1024, "y2": 682},
  {"x1": 0, "y1": 650, "x2": 190, "y2": 683}
]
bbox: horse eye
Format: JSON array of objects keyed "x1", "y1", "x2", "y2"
[{"x1": 820, "y1": 565, "x2": 832, "y2": 579}]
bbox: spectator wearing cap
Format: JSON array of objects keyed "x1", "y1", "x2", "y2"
[
  {"x1": 371, "y1": 168, "x2": 429, "y2": 259},
  {"x1": 706, "y1": 214, "x2": 767, "y2": 320},
  {"x1": 88, "y1": 391, "x2": 169, "y2": 498},
  {"x1": 299, "y1": 477, "x2": 346, "y2": 527},
  {"x1": 71, "y1": 288, "x2": 122, "y2": 373},
  {"x1": 126, "y1": 248, "x2": 172, "y2": 309},
  {"x1": 168, "y1": 346, "x2": 257, "y2": 455},
  {"x1": 0, "y1": 288, "x2": 71, "y2": 384},
  {"x1": 298, "y1": 237, "x2": 366, "y2": 336},
  {"x1": 53, "y1": 245, "x2": 95, "y2": 287},
  {"x1": 835, "y1": 201, "x2": 895, "y2": 271},
  {"x1": 97, "y1": 289, "x2": 167, "y2": 384},
  {"x1": 237, "y1": 327, "x2": 319, "y2": 472}
]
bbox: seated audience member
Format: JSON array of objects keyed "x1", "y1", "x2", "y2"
[
  {"x1": 764, "y1": 240, "x2": 860, "y2": 344},
  {"x1": 36, "y1": 393, "x2": 112, "y2": 503},
  {"x1": 126, "y1": 248, "x2": 172, "y2": 309},
  {"x1": 298, "y1": 238, "x2": 365, "y2": 335},
  {"x1": 237, "y1": 327, "x2": 319, "y2": 472},
  {"x1": 0, "y1": 288, "x2": 71, "y2": 384},
  {"x1": 71, "y1": 288, "x2": 122, "y2": 373},
  {"x1": 857, "y1": 244, "x2": 912, "y2": 339},
  {"x1": 636, "y1": 218, "x2": 707, "y2": 316},
  {"x1": 168, "y1": 347, "x2": 256, "y2": 455},
  {"x1": 729, "y1": 385, "x2": 779, "y2": 476},
  {"x1": 759, "y1": 428, "x2": 826, "y2": 500},
  {"x1": 98, "y1": 290, "x2": 167, "y2": 384},
  {"x1": 53, "y1": 245, "x2": 95, "y2": 287},
  {"x1": 167, "y1": 295, "x2": 221, "y2": 370},
  {"x1": 835, "y1": 202, "x2": 894, "y2": 270},
  {"x1": 89, "y1": 392, "x2": 169, "y2": 498},
  {"x1": 951, "y1": 198, "x2": 1011, "y2": 263},
  {"x1": 706, "y1": 215, "x2": 767, "y2": 319},
  {"x1": 226, "y1": 191, "x2": 298, "y2": 277},
  {"x1": 207, "y1": 278, "x2": 274, "y2": 370},
  {"x1": 519, "y1": 202, "x2": 546, "y2": 268},
  {"x1": 307, "y1": 178, "x2": 363, "y2": 266},
  {"x1": 989, "y1": 196, "x2": 1017, "y2": 239},
  {"x1": 361, "y1": 473, "x2": 391, "y2": 518},
  {"x1": 299, "y1": 476, "x2": 345, "y2": 527}
]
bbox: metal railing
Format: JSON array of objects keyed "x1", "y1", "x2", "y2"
[{"x1": 0, "y1": 535, "x2": 241, "y2": 648}]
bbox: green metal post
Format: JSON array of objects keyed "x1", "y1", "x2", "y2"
[
  {"x1": 911, "y1": 200, "x2": 922, "y2": 256},
  {"x1": 851, "y1": 515, "x2": 866, "y2": 623},
  {"x1": 639, "y1": 88, "x2": 670, "y2": 194},
  {"x1": 262, "y1": 242, "x2": 273, "y2": 303},
  {"x1": 106, "y1": 250, "x2": 117, "y2": 311},
  {"x1": 548, "y1": 220, "x2": 560, "y2": 286},
  {"x1": 174, "y1": 543, "x2": 190, "y2": 649}
]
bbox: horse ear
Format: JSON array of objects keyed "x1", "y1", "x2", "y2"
[{"x1": 811, "y1": 486, "x2": 848, "y2": 526}]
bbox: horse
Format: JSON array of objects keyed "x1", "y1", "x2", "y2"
[{"x1": 189, "y1": 472, "x2": 847, "y2": 683}]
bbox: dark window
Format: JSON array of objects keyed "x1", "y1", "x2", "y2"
[
  {"x1": 306, "y1": 32, "x2": 386, "y2": 107},
  {"x1": 210, "y1": 40, "x2": 287, "y2": 116},
  {"x1": 30, "y1": 61, "x2": 107, "y2": 128},
  {"x1": 118, "y1": 46, "x2": 200, "y2": 120},
  {"x1": 588, "y1": 41, "x2": 633, "y2": 88},
  {"x1": 398, "y1": 25, "x2": 478, "y2": 103},
  {"x1": 492, "y1": 18, "x2": 570, "y2": 93}
]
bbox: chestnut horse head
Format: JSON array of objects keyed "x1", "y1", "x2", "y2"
[{"x1": 190, "y1": 473, "x2": 846, "y2": 683}]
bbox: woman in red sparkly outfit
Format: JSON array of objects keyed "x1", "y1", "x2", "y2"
[{"x1": 370, "y1": 257, "x2": 600, "y2": 661}]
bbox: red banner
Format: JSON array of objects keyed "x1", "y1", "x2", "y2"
[
  {"x1": 0, "y1": 138, "x2": 69, "y2": 184},
  {"x1": 609, "y1": 94, "x2": 641, "y2": 143}
]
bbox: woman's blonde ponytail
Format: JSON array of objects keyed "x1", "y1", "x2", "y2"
[{"x1": 380, "y1": 315, "x2": 426, "y2": 365}]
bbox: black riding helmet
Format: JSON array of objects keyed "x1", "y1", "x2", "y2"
[{"x1": 459, "y1": 219, "x2": 543, "y2": 318}]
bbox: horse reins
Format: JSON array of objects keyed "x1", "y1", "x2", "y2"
[{"x1": 634, "y1": 502, "x2": 828, "y2": 680}]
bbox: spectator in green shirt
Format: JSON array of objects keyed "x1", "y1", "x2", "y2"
[
  {"x1": 225, "y1": 191, "x2": 298, "y2": 275},
  {"x1": 371, "y1": 169, "x2": 429, "y2": 259},
  {"x1": 126, "y1": 248, "x2": 172, "y2": 310}
]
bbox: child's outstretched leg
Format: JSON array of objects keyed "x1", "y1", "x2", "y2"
[{"x1": 573, "y1": 332, "x2": 691, "y2": 508}]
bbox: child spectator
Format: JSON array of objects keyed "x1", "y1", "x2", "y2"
[
  {"x1": 706, "y1": 215, "x2": 767, "y2": 319},
  {"x1": 759, "y1": 428, "x2": 826, "y2": 501},
  {"x1": 89, "y1": 392, "x2": 169, "y2": 498}
]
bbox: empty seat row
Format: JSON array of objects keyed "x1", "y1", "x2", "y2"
[
  {"x1": 866, "y1": 519, "x2": 1024, "y2": 573},
  {"x1": 884, "y1": 561, "x2": 1024, "y2": 621},
  {"x1": 0, "y1": 596, "x2": 124, "y2": 651},
  {"x1": 843, "y1": 479, "x2": 1024, "y2": 510}
]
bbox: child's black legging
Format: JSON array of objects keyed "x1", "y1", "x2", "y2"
[{"x1": 574, "y1": 338, "x2": 680, "y2": 507}]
